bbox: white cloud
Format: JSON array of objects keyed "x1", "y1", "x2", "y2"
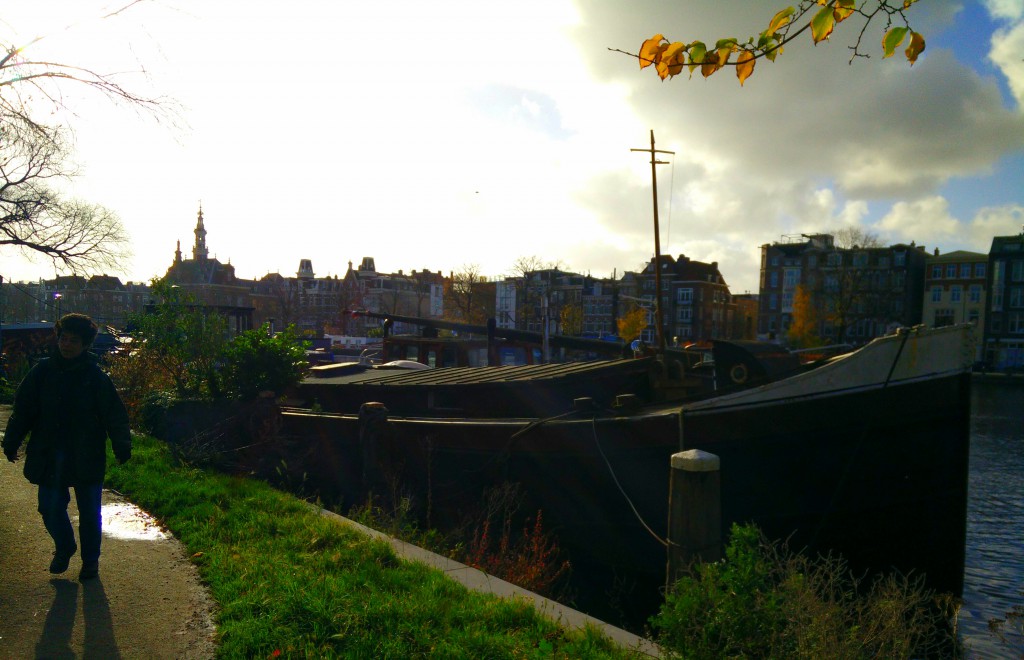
[
  {"x1": 990, "y1": 19, "x2": 1024, "y2": 107},
  {"x1": 982, "y1": 0, "x2": 1024, "y2": 21},
  {"x1": 877, "y1": 197, "x2": 962, "y2": 246}
]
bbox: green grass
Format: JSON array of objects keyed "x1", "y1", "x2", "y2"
[{"x1": 105, "y1": 435, "x2": 637, "y2": 659}]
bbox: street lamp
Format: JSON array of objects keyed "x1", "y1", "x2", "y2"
[{"x1": 54, "y1": 292, "x2": 63, "y2": 320}]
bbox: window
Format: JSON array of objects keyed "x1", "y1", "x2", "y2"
[
  {"x1": 784, "y1": 268, "x2": 800, "y2": 288},
  {"x1": 770, "y1": 256, "x2": 779, "y2": 266},
  {"x1": 769, "y1": 294, "x2": 778, "y2": 310},
  {"x1": 770, "y1": 272, "x2": 779, "y2": 288},
  {"x1": 931, "y1": 265, "x2": 941, "y2": 279},
  {"x1": 1010, "y1": 312, "x2": 1024, "y2": 334},
  {"x1": 1013, "y1": 261, "x2": 1024, "y2": 282},
  {"x1": 894, "y1": 252, "x2": 906, "y2": 266},
  {"x1": 931, "y1": 286, "x2": 942, "y2": 303},
  {"x1": 975, "y1": 263, "x2": 987, "y2": 278},
  {"x1": 969, "y1": 285, "x2": 982, "y2": 303},
  {"x1": 853, "y1": 252, "x2": 868, "y2": 267},
  {"x1": 968, "y1": 309, "x2": 980, "y2": 324},
  {"x1": 961, "y1": 264, "x2": 971, "y2": 279},
  {"x1": 951, "y1": 286, "x2": 962, "y2": 303},
  {"x1": 782, "y1": 290, "x2": 794, "y2": 311},
  {"x1": 677, "y1": 308, "x2": 692, "y2": 322},
  {"x1": 807, "y1": 255, "x2": 817, "y2": 267},
  {"x1": 878, "y1": 256, "x2": 890, "y2": 268},
  {"x1": 946, "y1": 264, "x2": 957, "y2": 278},
  {"x1": 677, "y1": 288, "x2": 693, "y2": 304},
  {"x1": 1011, "y1": 287, "x2": 1024, "y2": 308},
  {"x1": 827, "y1": 253, "x2": 842, "y2": 266}
]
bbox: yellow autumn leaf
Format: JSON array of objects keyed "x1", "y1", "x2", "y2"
[
  {"x1": 811, "y1": 5, "x2": 836, "y2": 43},
  {"x1": 736, "y1": 50, "x2": 756, "y2": 85},
  {"x1": 833, "y1": 0, "x2": 855, "y2": 22},
  {"x1": 905, "y1": 30, "x2": 925, "y2": 64},
  {"x1": 882, "y1": 26, "x2": 908, "y2": 58},
  {"x1": 715, "y1": 38, "x2": 737, "y2": 69},
  {"x1": 639, "y1": 34, "x2": 666, "y2": 70},
  {"x1": 767, "y1": 7, "x2": 795, "y2": 35}
]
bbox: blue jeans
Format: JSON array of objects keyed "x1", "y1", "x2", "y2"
[{"x1": 37, "y1": 466, "x2": 103, "y2": 563}]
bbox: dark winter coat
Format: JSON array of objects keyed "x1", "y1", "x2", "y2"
[{"x1": 2, "y1": 353, "x2": 131, "y2": 486}]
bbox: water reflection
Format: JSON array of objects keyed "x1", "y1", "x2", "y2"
[
  {"x1": 961, "y1": 380, "x2": 1024, "y2": 657},
  {"x1": 100, "y1": 502, "x2": 168, "y2": 541}
]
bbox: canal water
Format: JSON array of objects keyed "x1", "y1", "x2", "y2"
[{"x1": 960, "y1": 379, "x2": 1024, "y2": 657}]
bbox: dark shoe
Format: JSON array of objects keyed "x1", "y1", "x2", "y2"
[
  {"x1": 49, "y1": 545, "x2": 77, "y2": 574},
  {"x1": 79, "y1": 561, "x2": 99, "y2": 581}
]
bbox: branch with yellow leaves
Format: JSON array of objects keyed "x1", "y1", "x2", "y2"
[{"x1": 610, "y1": 0, "x2": 924, "y2": 86}]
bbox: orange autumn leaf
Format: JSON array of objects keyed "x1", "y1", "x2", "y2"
[
  {"x1": 639, "y1": 34, "x2": 666, "y2": 69},
  {"x1": 905, "y1": 30, "x2": 925, "y2": 64},
  {"x1": 736, "y1": 50, "x2": 756, "y2": 85},
  {"x1": 701, "y1": 51, "x2": 720, "y2": 78}
]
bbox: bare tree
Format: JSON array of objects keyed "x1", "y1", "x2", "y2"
[
  {"x1": 1, "y1": 4, "x2": 173, "y2": 274},
  {"x1": 446, "y1": 264, "x2": 492, "y2": 326},
  {"x1": 815, "y1": 228, "x2": 884, "y2": 344},
  {"x1": 507, "y1": 255, "x2": 561, "y2": 330}
]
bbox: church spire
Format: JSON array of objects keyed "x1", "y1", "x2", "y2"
[
  {"x1": 175, "y1": 239, "x2": 182, "y2": 264},
  {"x1": 193, "y1": 204, "x2": 208, "y2": 261}
]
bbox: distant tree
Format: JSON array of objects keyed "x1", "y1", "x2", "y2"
[
  {"x1": 507, "y1": 256, "x2": 561, "y2": 330},
  {"x1": 815, "y1": 228, "x2": 883, "y2": 345},
  {"x1": 445, "y1": 264, "x2": 492, "y2": 325},
  {"x1": 786, "y1": 285, "x2": 823, "y2": 348},
  {"x1": 559, "y1": 302, "x2": 584, "y2": 336},
  {"x1": 617, "y1": 306, "x2": 648, "y2": 342},
  {"x1": 1, "y1": 4, "x2": 173, "y2": 273}
]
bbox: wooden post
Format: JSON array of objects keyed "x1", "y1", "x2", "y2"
[
  {"x1": 358, "y1": 402, "x2": 389, "y2": 494},
  {"x1": 666, "y1": 449, "x2": 721, "y2": 589}
]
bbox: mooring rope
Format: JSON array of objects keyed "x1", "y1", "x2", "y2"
[{"x1": 590, "y1": 416, "x2": 670, "y2": 548}]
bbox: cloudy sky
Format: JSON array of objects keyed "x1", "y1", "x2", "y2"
[{"x1": 3, "y1": 0, "x2": 1023, "y2": 294}]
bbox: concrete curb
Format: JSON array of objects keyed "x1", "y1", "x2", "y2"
[{"x1": 310, "y1": 504, "x2": 665, "y2": 658}]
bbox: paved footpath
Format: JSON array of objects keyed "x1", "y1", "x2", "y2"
[{"x1": 0, "y1": 406, "x2": 217, "y2": 659}]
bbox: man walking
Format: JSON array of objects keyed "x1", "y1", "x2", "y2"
[{"x1": 2, "y1": 313, "x2": 131, "y2": 580}]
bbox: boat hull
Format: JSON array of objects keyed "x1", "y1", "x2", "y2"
[{"x1": 279, "y1": 325, "x2": 972, "y2": 618}]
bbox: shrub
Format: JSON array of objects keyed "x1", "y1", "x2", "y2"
[
  {"x1": 651, "y1": 523, "x2": 961, "y2": 659},
  {"x1": 219, "y1": 324, "x2": 309, "y2": 401}
]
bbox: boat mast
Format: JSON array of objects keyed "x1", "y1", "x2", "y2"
[{"x1": 631, "y1": 130, "x2": 674, "y2": 353}]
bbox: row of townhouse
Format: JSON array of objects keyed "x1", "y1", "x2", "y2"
[
  {"x1": 758, "y1": 230, "x2": 1024, "y2": 368},
  {"x1": 495, "y1": 254, "x2": 756, "y2": 347},
  {"x1": 0, "y1": 275, "x2": 152, "y2": 327}
]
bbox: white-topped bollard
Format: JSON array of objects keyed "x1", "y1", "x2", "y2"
[{"x1": 666, "y1": 449, "x2": 722, "y2": 588}]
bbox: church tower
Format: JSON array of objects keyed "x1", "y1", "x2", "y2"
[{"x1": 193, "y1": 205, "x2": 208, "y2": 261}]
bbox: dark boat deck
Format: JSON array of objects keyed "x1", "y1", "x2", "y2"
[{"x1": 300, "y1": 358, "x2": 662, "y2": 418}]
